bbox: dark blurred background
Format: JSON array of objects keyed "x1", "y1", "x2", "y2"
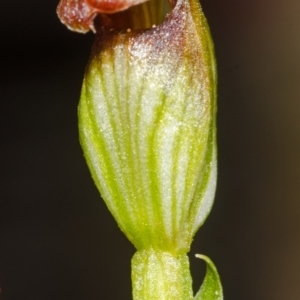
[{"x1": 1, "y1": 0, "x2": 300, "y2": 299}]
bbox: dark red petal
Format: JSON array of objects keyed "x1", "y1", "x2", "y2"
[
  {"x1": 57, "y1": 0, "x2": 150, "y2": 32},
  {"x1": 57, "y1": 0, "x2": 97, "y2": 33}
]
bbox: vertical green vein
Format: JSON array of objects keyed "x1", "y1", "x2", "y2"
[
  {"x1": 111, "y1": 44, "x2": 139, "y2": 229},
  {"x1": 169, "y1": 61, "x2": 195, "y2": 250},
  {"x1": 79, "y1": 86, "x2": 124, "y2": 227},
  {"x1": 87, "y1": 59, "x2": 136, "y2": 239},
  {"x1": 148, "y1": 91, "x2": 175, "y2": 249},
  {"x1": 128, "y1": 60, "x2": 159, "y2": 248}
]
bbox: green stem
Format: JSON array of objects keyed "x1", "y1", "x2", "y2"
[{"x1": 131, "y1": 249, "x2": 193, "y2": 300}]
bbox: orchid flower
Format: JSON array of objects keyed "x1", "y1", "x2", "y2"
[{"x1": 57, "y1": 0, "x2": 222, "y2": 299}]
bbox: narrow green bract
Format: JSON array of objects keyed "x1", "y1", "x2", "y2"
[{"x1": 195, "y1": 255, "x2": 223, "y2": 300}]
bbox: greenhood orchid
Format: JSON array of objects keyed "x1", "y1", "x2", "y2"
[{"x1": 57, "y1": 0, "x2": 222, "y2": 298}]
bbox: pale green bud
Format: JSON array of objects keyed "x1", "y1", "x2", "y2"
[{"x1": 79, "y1": 0, "x2": 216, "y2": 253}]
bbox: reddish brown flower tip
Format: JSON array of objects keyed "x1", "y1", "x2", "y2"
[
  {"x1": 57, "y1": 0, "x2": 149, "y2": 33},
  {"x1": 57, "y1": 0, "x2": 96, "y2": 33}
]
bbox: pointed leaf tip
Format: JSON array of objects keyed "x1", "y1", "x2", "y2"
[{"x1": 194, "y1": 254, "x2": 223, "y2": 300}]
